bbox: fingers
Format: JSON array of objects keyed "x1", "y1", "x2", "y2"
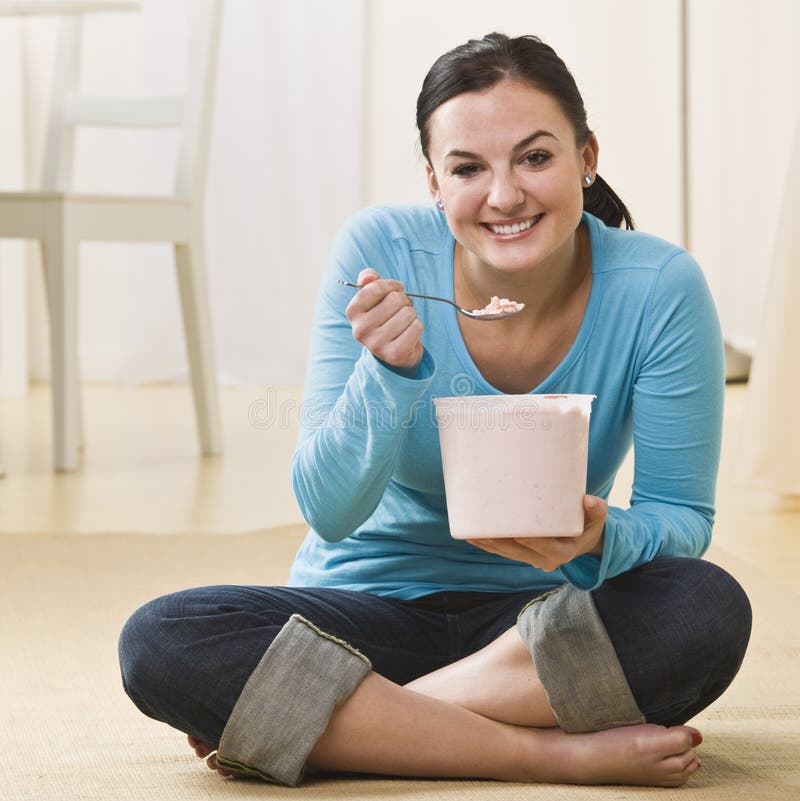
[
  {"x1": 468, "y1": 520, "x2": 610, "y2": 571},
  {"x1": 367, "y1": 302, "x2": 418, "y2": 344},
  {"x1": 466, "y1": 496, "x2": 611, "y2": 571},
  {"x1": 346, "y1": 276, "x2": 409, "y2": 324},
  {"x1": 354, "y1": 303, "x2": 421, "y2": 367},
  {"x1": 357, "y1": 267, "x2": 380, "y2": 286},
  {"x1": 467, "y1": 537, "x2": 564, "y2": 572},
  {"x1": 583, "y1": 494, "x2": 608, "y2": 525},
  {"x1": 345, "y1": 269, "x2": 423, "y2": 369},
  {"x1": 380, "y1": 315, "x2": 424, "y2": 367}
]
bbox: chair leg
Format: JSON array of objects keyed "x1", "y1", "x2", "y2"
[
  {"x1": 39, "y1": 239, "x2": 85, "y2": 453},
  {"x1": 42, "y1": 227, "x2": 81, "y2": 472},
  {"x1": 174, "y1": 235, "x2": 222, "y2": 455}
]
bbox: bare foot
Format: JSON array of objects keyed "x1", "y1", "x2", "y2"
[
  {"x1": 187, "y1": 734, "x2": 235, "y2": 778},
  {"x1": 187, "y1": 723, "x2": 701, "y2": 787},
  {"x1": 530, "y1": 723, "x2": 702, "y2": 787}
]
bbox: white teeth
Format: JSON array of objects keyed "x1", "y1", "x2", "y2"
[{"x1": 488, "y1": 215, "x2": 539, "y2": 235}]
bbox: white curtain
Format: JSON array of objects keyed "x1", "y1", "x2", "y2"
[
  {"x1": 687, "y1": 0, "x2": 800, "y2": 357},
  {"x1": 21, "y1": 0, "x2": 365, "y2": 388},
  {"x1": 686, "y1": 0, "x2": 800, "y2": 497},
  {"x1": 735, "y1": 122, "x2": 800, "y2": 497}
]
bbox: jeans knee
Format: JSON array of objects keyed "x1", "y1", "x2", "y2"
[
  {"x1": 597, "y1": 557, "x2": 752, "y2": 725},
  {"x1": 118, "y1": 596, "x2": 172, "y2": 716},
  {"x1": 666, "y1": 560, "x2": 752, "y2": 723},
  {"x1": 117, "y1": 587, "x2": 260, "y2": 746},
  {"x1": 695, "y1": 560, "x2": 752, "y2": 676},
  {"x1": 637, "y1": 556, "x2": 751, "y2": 664}
]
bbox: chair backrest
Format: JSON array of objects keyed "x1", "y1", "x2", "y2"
[{"x1": 41, "y1": 0, "x2": 221, "y2": 198}]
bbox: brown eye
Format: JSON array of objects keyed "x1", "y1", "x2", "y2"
[
  {"x1": 451, "y1": 163, "x2": 482, "y2": 177},
  {"x1": 523, "y1": 151, "x2": 551, "y2": 167}
]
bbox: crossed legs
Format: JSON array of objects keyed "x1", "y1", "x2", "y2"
[
  {"x1": 122, "y1": 558, "x2": 750, "y2": 788},
  {"x1": 189, "y1": 625, "x2": 701, "y2": 786}
]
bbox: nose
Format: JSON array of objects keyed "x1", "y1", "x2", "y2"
[{"x1": 487, "y1": 168, "x2": 525, "y2": 212}]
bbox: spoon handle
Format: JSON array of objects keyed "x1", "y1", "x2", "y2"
[{"x1": 336, "y1": 279, "x2": 461, "y2": 310}]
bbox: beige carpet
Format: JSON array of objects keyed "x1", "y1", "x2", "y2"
[{"x1": 2, "y1": 527, "x2": 798, "y2": 801}]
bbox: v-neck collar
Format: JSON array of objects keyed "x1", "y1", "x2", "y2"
[{"x1": 440, "y1": 212, "x2": 604, "y2": 394}]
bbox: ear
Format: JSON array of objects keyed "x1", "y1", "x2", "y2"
[
  {"x1": 426, "y1": 164, "x2": 441, "y2": 203},
  {"x1": 581, "y1": 133, "x2": 599, "y2": 177}
]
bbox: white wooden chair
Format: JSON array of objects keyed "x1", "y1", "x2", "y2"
[{"x1": 0, "y1": 0, "x2": 223, "y2": 471}]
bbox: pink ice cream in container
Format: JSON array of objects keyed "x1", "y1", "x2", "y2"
[{"x1": 434, "y1": 394, "x2": 596, "y2": 538}]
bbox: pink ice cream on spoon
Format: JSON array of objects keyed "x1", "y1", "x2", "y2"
[{"x1": 470, "y1": 296, "x2": 526, "y2": 316}]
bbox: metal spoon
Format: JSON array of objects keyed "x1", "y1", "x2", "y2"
[{"x1": 336, "y1": 280, "x2": 524, "y2": 321}]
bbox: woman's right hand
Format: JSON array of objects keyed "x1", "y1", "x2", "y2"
[{"x1": 345, "y1": 268, "x2": 424, "y2": 370}]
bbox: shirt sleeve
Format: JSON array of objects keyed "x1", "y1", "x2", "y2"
[
  {"x1": 560, "y1": 250, "x2": 725, "y2": 590},
  {"x1": 290, "y1": 209, "x2": 437, "y2": 542}
]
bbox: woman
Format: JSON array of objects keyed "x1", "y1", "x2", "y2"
[{"x1": 119, "y1": 33, "x2": 751, "y2": 788}]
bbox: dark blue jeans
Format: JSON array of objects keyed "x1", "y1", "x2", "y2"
[{"x1": 119, "y1": 556, "x2": 751, "y2": 749}]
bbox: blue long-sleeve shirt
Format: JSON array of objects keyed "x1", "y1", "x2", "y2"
[{"x1": 287, "y1": 205, "x2": 724, "y2": 598}]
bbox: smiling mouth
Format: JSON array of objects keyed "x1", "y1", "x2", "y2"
[{"x1": 483, "y1": 213, "x2": 544, "y2": 236}]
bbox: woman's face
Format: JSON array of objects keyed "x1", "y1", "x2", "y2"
[{"x1": 425, "y1": 79, "x2": 598, "y2": 276}]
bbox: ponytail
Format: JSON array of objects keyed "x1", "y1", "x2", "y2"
[{"x1": 584, "y1": 173, "x2": 634, "y2": 230}]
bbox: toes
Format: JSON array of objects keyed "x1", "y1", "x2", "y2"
[
  {"x1": 682, "y1": 725, "x2": 703, "y2": 747},
  {"x1": 671, "y1": 757, "x2": 702, "y2": 786},
  {"x1": 207, "y1": 753, "x2": 234, "y2": 778},
  {"x1": 661, "y1": 754, "x2": 701, "y2": 787},
  {"x1": 686, "y1": 758, "x2": 702, "y2": 776},
  {"x1": 666, "y1": 725, "x2": 703, "y2": 753},
  {"x1": 187, "y1": 734, "x2": 216, "y2": 759},
  {"x1": 187, "y1": 735, "x2": 235, "y2": 778},
  {"x1": 662, "y1": 750, "x2": 697, "y2": 772}
]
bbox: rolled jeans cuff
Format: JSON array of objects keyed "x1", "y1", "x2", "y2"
[
  {"x1": 216, "y1": 613, "x2": 372, "y2": 786},
  {"x1": 517, "y1": 584, "x2": 645, "y2": 733}
]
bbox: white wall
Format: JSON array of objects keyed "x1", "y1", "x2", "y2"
[
  {"x1": 363, "y1": 0, "x2": 683, "y2": 246},
  {"x1": 6, "y1": 0, "x2": 365, "y2": 389},
  {"x1": 0, "y1": 19, "x2": 27, "y2": 396},
  {"x1": 1, "y1": 0, "x2": 795, "y2": 391}
]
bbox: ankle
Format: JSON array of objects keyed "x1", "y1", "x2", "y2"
[{"x1": 495, "y1": 723, "x2": 553, "y2": 782}]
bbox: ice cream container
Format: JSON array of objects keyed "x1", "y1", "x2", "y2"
[{"x1": 434, "y1": 394, "x2": 595, "y2": 538}]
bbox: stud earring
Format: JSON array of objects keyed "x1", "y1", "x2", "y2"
[
  {"x1": 584, "y1": 175, "x2": 592, "y2": 185},
  {"x1": 436, "y1": 198, "x2": 444, "y2": 210}
]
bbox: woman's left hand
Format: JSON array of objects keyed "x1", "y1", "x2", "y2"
[{"x1": 466, "y1": 494, "x2": 608, "y2": 572}]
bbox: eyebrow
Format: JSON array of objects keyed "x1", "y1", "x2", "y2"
[{"x1": 444, "y1": 130, "x2": 558, "y2": 160}]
